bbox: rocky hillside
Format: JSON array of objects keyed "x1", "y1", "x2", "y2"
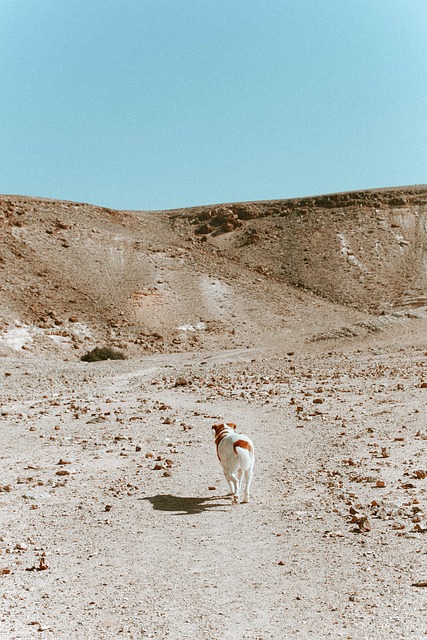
[
  {"x1": 171, "y1": 185, "x2": 427, "y2": 312},
  {"x1": 1, "y1": 185, "x2": 426, "y2": 358}
]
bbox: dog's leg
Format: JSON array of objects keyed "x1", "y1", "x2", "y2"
[
  {"x1": 231, "y1": 472, "x2": 240, "y2": 504},
  {"x1": 241, "y1": 466, "x2": 253, "y2": 503},
  {"x1": 224, "y1": 473, "x2": 234, "y2": 496},
  {"x1": 237, "y1": 468, "x2": 243, "y2": 498},
  {"x1": 225, "y1": 472, "x2": 239, "y2": 504}
]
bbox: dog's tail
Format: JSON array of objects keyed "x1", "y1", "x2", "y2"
[
  {"x1": 233, "y1": 439, "x2": 253, "y2": 454},
  {"x1": 233, "y1": 439, "x2": 254, "y2": 470}
]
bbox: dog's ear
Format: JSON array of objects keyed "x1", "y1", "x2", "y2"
[
  {"x1": 211, "y1": 423, "x2": 224, "y2": 434},
  {"x1": 226, "y1": 422, "x2": 237, "y2": 430}
]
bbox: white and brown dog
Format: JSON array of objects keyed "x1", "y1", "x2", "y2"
[{"x1": 212, "y1": 422, "x2": 255, "y2": 504}]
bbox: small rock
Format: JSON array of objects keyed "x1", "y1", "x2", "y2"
[
  {"x1": 356, "y1": 516, "x2": 372, "y2": 532},
  {"x1": 174, "y1": 377, "x2": 189, "y2": 387}
]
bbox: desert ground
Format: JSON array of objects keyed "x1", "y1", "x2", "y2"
[{"x1": 1, "y1": 187, "x2": 427, "y2": 639}]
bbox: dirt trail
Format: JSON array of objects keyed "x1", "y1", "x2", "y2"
[{"x1": 1, "y1": 338, "x2": 427, "y2": 639}]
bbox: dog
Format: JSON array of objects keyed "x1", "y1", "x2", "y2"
[{"x1": 212, "y1": 422, "x2": 255, "y2": 504}]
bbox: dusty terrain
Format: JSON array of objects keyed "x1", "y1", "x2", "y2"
[{"x1": 1, "y1": 186, "x2": 427, "y2": 639}]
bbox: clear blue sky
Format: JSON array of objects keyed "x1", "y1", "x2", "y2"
[{"x1": 0, "y1": 1, "x2": 426, "y2": 210}]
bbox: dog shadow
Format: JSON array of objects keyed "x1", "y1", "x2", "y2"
[{"x1": 142, "y1": 494, "x2": 229, "y2": 515}]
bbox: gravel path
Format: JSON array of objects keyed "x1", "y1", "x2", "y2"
[{"x1": 1, "y1": 344, "x2": 427, "y2": 639}]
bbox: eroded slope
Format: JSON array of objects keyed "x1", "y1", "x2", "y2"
[
  {"x1": 173, "y1": 185, "x2": 427, "y2": 311},
  {"x1": 1, "y1": 186, "x2": 426, "y2": 358}
]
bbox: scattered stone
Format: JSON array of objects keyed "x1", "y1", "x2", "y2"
[
  {"x1": 413, "y1": 524, "x2": 427, "y2": 533},
  {"x1": 1, "y1": 485, "x2": 12, "y2": 492},
  {"x1": 355, "y1": 516, "x2": 372, "y2": 532},
  {"x1": 174, "y1": 377, "x2": 189, "y2": 387}
]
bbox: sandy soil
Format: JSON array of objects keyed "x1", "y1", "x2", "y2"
[
  {"x1": 1, "y1": 188, "x2": 427, "y2": 638},
  {"x1": 1, "y1": 328, "x2": 427, "y2": 639}
]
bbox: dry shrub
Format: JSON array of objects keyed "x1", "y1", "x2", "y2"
[{"x1": 80, "y1": 346, "x2": 126, "y2": 362}]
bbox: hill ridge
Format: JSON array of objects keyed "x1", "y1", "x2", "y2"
[{"x1": 1, "y1": 185, "x2": 426, "y2": 357}]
